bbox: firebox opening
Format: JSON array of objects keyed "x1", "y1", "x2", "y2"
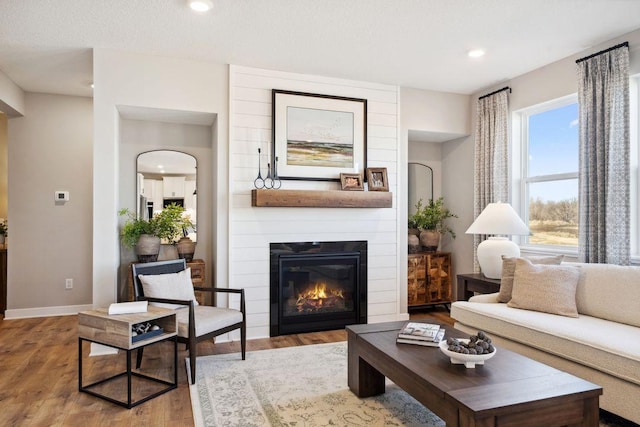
[{"x1": 270, "y1": 241, "x2": 367, "y2": 336}]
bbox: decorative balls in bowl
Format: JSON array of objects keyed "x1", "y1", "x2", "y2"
[{"x1": 439, "y1": 331, "x2": 496, "y2": 368}]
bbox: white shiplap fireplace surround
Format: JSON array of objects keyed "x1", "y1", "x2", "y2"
[{"x1": 229, "y1": 65, "x2": 405, "y2": 339}]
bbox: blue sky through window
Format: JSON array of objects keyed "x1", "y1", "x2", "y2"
[{"x1": 528, "y1": 103, "x2": 579, "y2": 202}]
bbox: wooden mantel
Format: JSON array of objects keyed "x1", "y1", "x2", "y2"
[{"x1": 251, "y1": 189, "x2": 392, "y2": 208}]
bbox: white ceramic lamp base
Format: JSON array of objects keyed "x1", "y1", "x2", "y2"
[{"x1": 477, "y1": 236, "x2": 520, "y2": 279}]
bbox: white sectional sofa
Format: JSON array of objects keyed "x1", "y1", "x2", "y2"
[{"x1": 451, "y1": 262, "x2": 640, "y2": 424}]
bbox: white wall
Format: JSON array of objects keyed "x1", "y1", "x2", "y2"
[
  {"x1": 93, "y1": 49, "x2": 228, "y2": 308},
  {"x1": 443, "y1": 28, "x2": 640, "y2": 282},
  {"x1": 0, "y1": 69, "x2": 25, "y2": 118},
  {"x1": 441, "y1": 135, "x2": 475, "y2": 290},
  {"x1": 229, "y1": 65, "x2": 403, "y2": 338},
  {"x1": 6, "y1": 93, "x2": 93, "y2": 317},
  {"x1": 0, "y1": 113, "x2": 7, "y2": 219},
  {"x1": 401, "y1": 87, "x2": 470, "y2": 138}
]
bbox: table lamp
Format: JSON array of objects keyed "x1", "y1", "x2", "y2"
[{"x1": 465, "y1": 202, "x2": 530, "y2": 279}]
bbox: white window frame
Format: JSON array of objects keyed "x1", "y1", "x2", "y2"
[{"x1": 512, "y1": 94, "x2": 579, "y2": 255}]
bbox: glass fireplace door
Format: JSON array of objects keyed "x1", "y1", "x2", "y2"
[{"x1": 278, "y1": 253, "x2": 360, "y2": 334}]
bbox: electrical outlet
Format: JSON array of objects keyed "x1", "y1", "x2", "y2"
[{"x1": 65, "y1": 278, "x2": 73, "y2": 290}]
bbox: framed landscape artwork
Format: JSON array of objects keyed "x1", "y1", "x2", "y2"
[{"x1": 272, "y1": 89, "x2": 367, "y2": 181}]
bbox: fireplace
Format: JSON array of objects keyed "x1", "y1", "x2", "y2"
[{"x1": 270, "y1": 241, "x2": 367, "y2": 336}]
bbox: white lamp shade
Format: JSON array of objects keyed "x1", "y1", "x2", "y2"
[
  {"x1": 466, "y1": 202, "x2": 529, "y2": 279},
  {"x1": 465, "y1": 202, "x2": 529, "y2": 236}
]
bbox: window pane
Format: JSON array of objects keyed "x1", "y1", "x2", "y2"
[
  {"x1": 528, "y1": 179, "x2": 578, "y2": 246},
  {"x1": 528, "y1": 103, "x2": 579, "y2": 176}
]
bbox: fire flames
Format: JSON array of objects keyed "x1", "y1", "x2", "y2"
[{"x1": 296, "y1": 282, "x2": 345, "y2": 312}]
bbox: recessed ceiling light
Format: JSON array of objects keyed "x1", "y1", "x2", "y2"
[
  {"x1": 188, "y1": 0, "x2": 213, "y2": 12},
  {"x1": 468, "y1": 49, "x2": 485, "y2": 58}
]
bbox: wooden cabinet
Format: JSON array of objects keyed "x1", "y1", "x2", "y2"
[
  {"x1": 407, "y1": 252, "x2": 451, "y2": 310},
  {"x1": 127, "y1": 259, "x2": 207, "y2": 304},
  {"x1": 188, "y1": 259, "x2": 207, "y2": 305}
]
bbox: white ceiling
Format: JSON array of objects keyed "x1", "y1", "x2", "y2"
[{"x1": 1, "y1": 0, "x2": 640, "y2": 99}]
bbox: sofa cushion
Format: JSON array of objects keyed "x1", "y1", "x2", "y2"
[
  {"x1": 451, "y1": 300, "x2": 640, "y2": 386},
  {"x1": 498, "y1": 255, "x2": 564, "y2": 302},
  {"x1": 572, "y1": 263, "x2": 640, "y2": 328},
  {"x1": 508, "y1": 258, "x2": 580, "y2": 317}
]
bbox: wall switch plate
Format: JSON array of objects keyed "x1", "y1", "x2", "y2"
[{"x1": 65, "y1": 278, "x2": 73, "y2": 290}]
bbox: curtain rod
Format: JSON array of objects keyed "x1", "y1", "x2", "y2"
[
  {"x1": 575, "y1": 41, "x2": 629, "y2": 64},
  {"x1": 478, "y1": 86, "x2": 511, "y2": 100}
]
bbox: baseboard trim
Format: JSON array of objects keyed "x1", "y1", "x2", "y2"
[{"x1": 4, "y1": 304, "x2": 94, "y2": 319}]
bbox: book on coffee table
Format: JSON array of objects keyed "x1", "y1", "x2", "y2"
[
  {"x1": 397, "y1": 322, "x2": 441, "y2": 341},
  {"x1": 397, "y1": 328, "x2": 445, "y2": 347}
]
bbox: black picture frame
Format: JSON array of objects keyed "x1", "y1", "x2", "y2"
[{"x1": 272, "y1": 89, "x2": 367, "y2": 182}]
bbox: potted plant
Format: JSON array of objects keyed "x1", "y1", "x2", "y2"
[
  {"x1": 119, "y1": 203, "x2": 193, "y2": 262},
  {"x1": 409, "y1": 197, "x2": 457, "y2": 251}
]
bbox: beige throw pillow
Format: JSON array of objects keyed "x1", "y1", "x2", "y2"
[
  {"x1": 138, "y1": 268, "x2": 199, "y2": 310},
  {"x1": 507, "y1": 258, "x2": 580, "y2": 318},
  {"x1": 498, "y1": 255, "x2": 564, "y2": 303}
]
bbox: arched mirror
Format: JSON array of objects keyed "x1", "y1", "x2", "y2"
[
  {"x1": 136, "y1": 150, "x2": 197, "y2": 240},
  {"x1": 408, "y1": 162, "x2": 433, "y2": 216}
]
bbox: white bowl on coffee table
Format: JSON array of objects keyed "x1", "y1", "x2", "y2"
[{"x1": 439, "y1": 339, "x2": 497, "y2": 368}]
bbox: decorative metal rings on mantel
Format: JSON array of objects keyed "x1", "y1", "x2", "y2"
[{"x1": 253, "y1": 148, "x2": 281, "y2": 190}]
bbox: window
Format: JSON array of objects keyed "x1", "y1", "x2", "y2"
[
  {"x1": 515, "y1": 78, "x2": 640, "y2": 259},
  {"x1": 517, "y1": 96, "x2": 579, "y2": 249}
]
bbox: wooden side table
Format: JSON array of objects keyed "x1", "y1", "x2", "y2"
[
  {"x1": 78, "y1": 306, "x2": 178, "y2": 408},
  {"x1": 456, "y1": 273, "x2": 501, "y2": 301}
]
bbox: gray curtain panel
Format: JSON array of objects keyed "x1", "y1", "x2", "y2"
[
  {"x1": 473, "y1": 90, "x2": 509, "y2": 271},
  {"x1": 577, "y1": 45, "x2": 630, "y2": 265}
]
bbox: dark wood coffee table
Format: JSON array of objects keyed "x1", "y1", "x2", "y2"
[{"x1": 347, "y1": 321, "x2": 602, "y2": 427}]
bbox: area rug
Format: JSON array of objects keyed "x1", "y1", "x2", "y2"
[
  {"x1": 187, "y1": 342, "x2": 631, "y2": 427},
  {"x1": 187, "y1": 341, "x2": 445, "y2": 426}
]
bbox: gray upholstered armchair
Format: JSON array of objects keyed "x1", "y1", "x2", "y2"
[{"x1": 131, "y1": 259, "x2": 246, "y2": 384}]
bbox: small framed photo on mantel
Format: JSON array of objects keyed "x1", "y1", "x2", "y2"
[
  {"x1": 366, "y1": 167, "x2": 389, "y2": 191},
  {"x1": 340, "y1": 173, "x2": 364, "y2": 191}
]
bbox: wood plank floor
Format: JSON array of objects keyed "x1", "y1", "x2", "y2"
[{"x1": 0, "y1": 310, "x2": 453, "y2": 426}]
